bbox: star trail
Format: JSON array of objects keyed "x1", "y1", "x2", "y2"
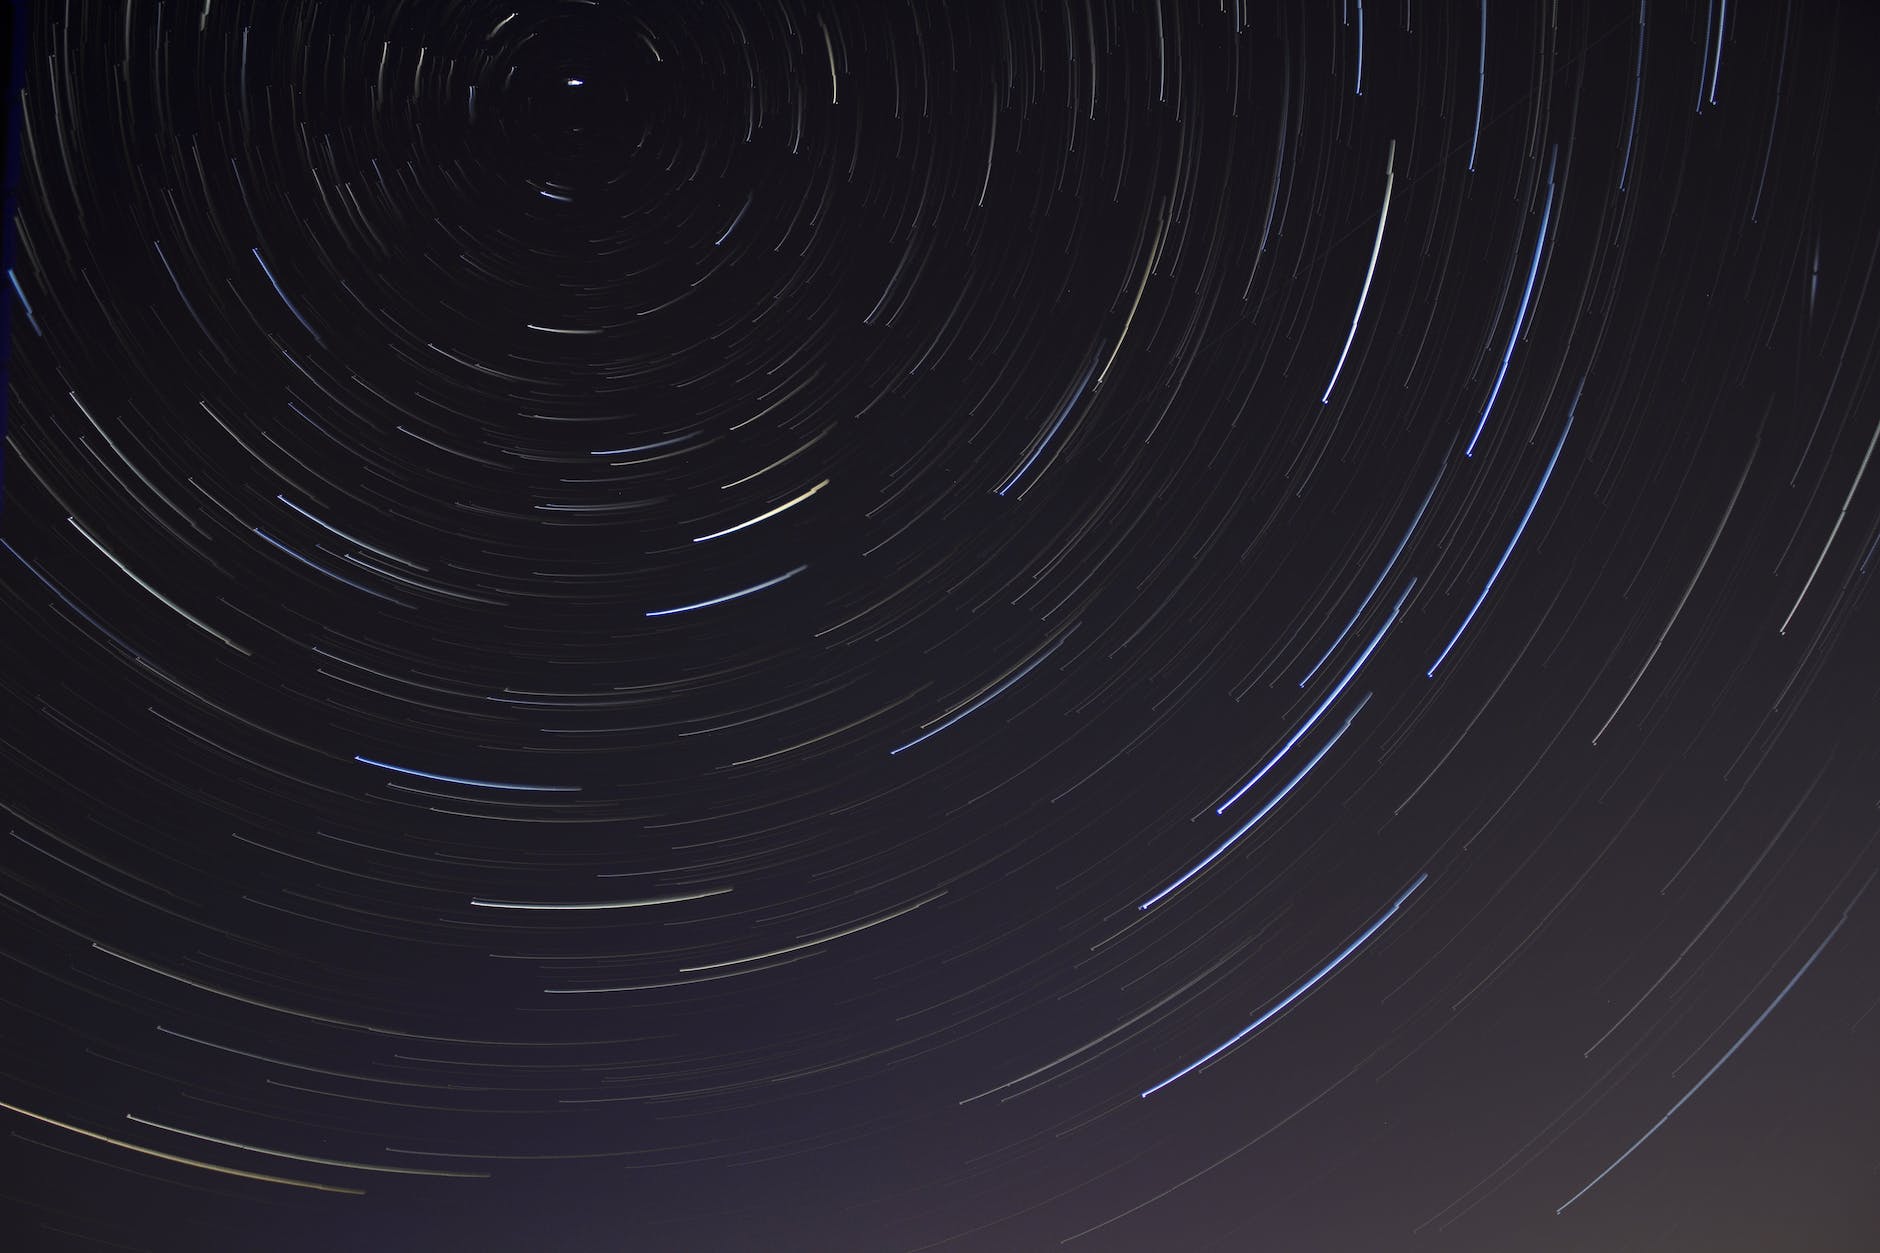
[{"x1": 1, "y1": 2, "x2": 1878, "y2": 1250}]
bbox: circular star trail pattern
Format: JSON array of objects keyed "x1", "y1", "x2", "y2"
[{"x1": 3, "y1": 2, "x2": 1878, "y2": 1250}]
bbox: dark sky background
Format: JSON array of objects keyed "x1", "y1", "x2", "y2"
[{"x1": 2, "y1": 1, "x2": 1878, "y2": 1250}]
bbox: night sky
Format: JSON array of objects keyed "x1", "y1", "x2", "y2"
[{"x1": 3, "y1": 1, "x2": 1878, "y2": 1250}]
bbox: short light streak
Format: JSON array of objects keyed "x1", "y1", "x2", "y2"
[
  {"x1": 1557, "y1": 879, "x2": 1869, "y2": 1212},
  {"x1": 721, "y1": 427, "x2": 830, "y2": 488},
  {"x1": 125, "y1": 1116, "x2": 487, "y2": 1178},
  {"x1": 1778, "y1": 362, "x2": 1880, "y2": 634},
  {"x1": 679, "y1": 891, "x2": 945, "y2": 972},
  {"x1": 821, "y1": 18, "x2": 839, "y2": 104},
  {"x1": 715, "y1": 194, "x2": 753, "y2": 246},
  {"x1": 341, "y1": 554, "x2": 501, "y2": 604},
  {"x1": 354, "y1": 756, "x2": 581, "y2": 792},
  {"x1": 891, "y1": 629, "x2": 1075, "y2": 755},
  {"x1": 1219, "y1": 579, "x2": 1416, "y2": 815},
  {"x1": 0, "y1": 1099, "x2": 363, "y2": 1194},
  {"x1": 277, "y1": 495, "x2": 425, "y2": 569},
  {"x1": 1618, "y1": 1, "x2": 1646, "y2": 192},
  {"x1": 730, "y1": 689, "x2": 921, "y2": 766},
  {"x1": 1591, "y1": 433, "x2": 1756, "y2": 744},
  {"x1": 544, "y1": 954, "x2": 815, "y2": 994},
  {"x1": 996, "y1": 355, "x2": 1101, "y2": 497},
  {"x1": 592, "y1": 432, "x2": 699, "y2": 456},
  {"x1": 1298, "y1": 459, "x2": 1443, "y2": 687},
  {"x1": 1468, "y1": 0, "x2": 1486, "y2": 171},
  {"x1": 67, "y1": 515, "x2": 251, "y2": 655},
  {"x1": 1354, "y1": 0, "x2": 1365, "y2": 95},
  {"x1": 962, "y1": 943, "x2": 1250, "y2": 1105},
  {"x1": 102, "y1": 946, "x2": 646, "y2": 1046},
  {"x1": 1465, "y1": 147, "x2": 1557, "y2": 457},
  {"x1": 471, "y1": 887, "x2": 732, "y2": 910},
  {"x1": 3, "y1": 538, "x2": 144, "y2": 656},
  {"x1": 254, "y1": 529, "x2": 412, "y2": 605},
  {"x1": 1321, "y1": 140, "x2": 1395, "y2": 404},
  {"x1": 1428, "y1": 379, "x2": 1578, "y2": 677},
  {"x1": 1140, "y1": 874, "x2": 1429, "y2": 1097},
  {"x1": 1139, "y1": 693, "x2": 1373, "y2": 912},
  {"x1": 8, "y1": 268, "x2": 42, "y2": 335},
  {"x1": 645, "y1": 564, "x2": 808, "y2": 616},
  {"x1": 693, "y1": 480, "x2": 829, "y2": 542},
  {"x1": 251, "y1": 247, "x2": 324, "y2": 343},
  {"x1": 1095, "y1": 207, "x2": 1168, "y2": 387}
]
